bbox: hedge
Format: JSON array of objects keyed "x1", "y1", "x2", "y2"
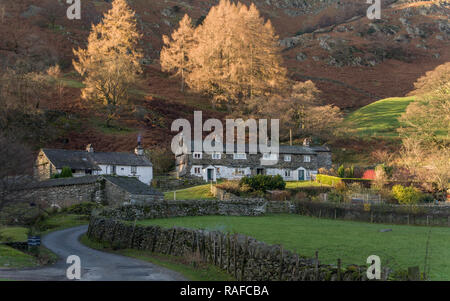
[{"x1": 316, "y1": 175, "x2": 371, "y2": 187}]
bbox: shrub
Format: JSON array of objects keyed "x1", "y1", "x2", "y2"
[
  {"x1": 420, "y1": 193, "x2": 435, "y2": 204},
  {"x1": 391, "y1": 185, "x2": 422, "y2": 205},
  {"x1": 52, "y1": 166, "x2": 73, "y2": 179},
  {"x1": 328, "y1": 191, "x2": 344, "y2": 203},
  {"x1": 337, "y1": 165, "x2": 345, "y2": 178},
  {"x1": 240, "y1": 175, "x2": 286, "y2": 192},
  {"x1": 63, "y1": 202, "x2": 103, "y2": 215},
  {"x1": 145, "y1": 148, "x2": 175, "y2": 176},
  {"x1": 60, "y1": 166, "x2": 73, "y2": 178}
]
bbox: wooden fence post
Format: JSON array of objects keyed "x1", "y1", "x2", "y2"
[
  {"x1": 337, "y1": 258, "x2": 341, "y2": 281},
  {"x1": 279, "y1": 246, "x2": 284, "y2": 281},
  {"x1": 233, "y1": 235, "x2": 237, "y2": 279},
  {"x1": 315, "y1": 251, "x2": 319, "y2": 280}
]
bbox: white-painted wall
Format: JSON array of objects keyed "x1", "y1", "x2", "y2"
[
  {"x1": 98, "y1": 164, "x2": 153, "y2": 185},
  {"x1": 189, "y1": 165, "x2": 315, "y2": 181}
]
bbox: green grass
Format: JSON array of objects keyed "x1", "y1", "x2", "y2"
[
  {"x1": 136, "y1": 214, "x2": 450, "y2": 280},
  {"x1": 285, "y1": 181, "x2": 330, "y2": 189},
  {"x1": 38, "y1": 214, "x2": 89, "y2": 236},
  {"x1": 345, "y1": 96, "x2": 416, "y2": 138},
  {"x1": 80, "y1": 234, "x2": 234, "y2": 281},
  {"x1": 164, "y1": 184, "x2": 216, "y2": 200},
  {"x1": 0, "y1": 245, "x2": 38, "y2": 269},
  {"x1": 0, "y1": 227, "x2": 28, "y2": 242},
  {"x1": 0, "y1": 214, "x2": 88, "y2": 269}
]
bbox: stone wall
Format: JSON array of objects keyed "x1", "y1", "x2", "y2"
[
  {"x1": 152, "y1": 175, "x2": 205, "y2": 192},
  {"x1": 7, "y1": 176, "x2": 101, "y2": 209},
  {"x1": 6, "y1": 176, "x2": 163, "y2": 210},
  {"x1": 96, "y1": 199, "x2": 268, "y2": 220},
  {"x1": 293, "y1": 201, "x2": 450, "y2": 227},
  {"x1": 87, "y1": 216, "x2": 370, "y2": 281}
]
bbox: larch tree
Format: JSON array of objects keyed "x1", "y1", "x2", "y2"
[
  {"x1": 73, "y1": 0, "x2": 143, "y2": 127},
  {"x1": 160, "y1": 14, "x2": 195, "y2": 92},
  {"x1": 170, "y1": 0, "x2": 287, "y2": 106}
]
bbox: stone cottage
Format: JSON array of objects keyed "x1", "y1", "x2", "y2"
[
  {"x1": 175, "y1": 140, "x2": 332, "y2": 182},
  {"x1": 34, "y1": 142, "x2": 153, "y2": 185}
]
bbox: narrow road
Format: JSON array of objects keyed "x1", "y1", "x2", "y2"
[{"x1": 0, "y1": 225, "x2": 186, "y2": 281}]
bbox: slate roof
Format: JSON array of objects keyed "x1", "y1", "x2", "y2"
[
  {"x1": 42, "y1": 148, "x2": 152, "y2": 170},
  {"x1": 102, "y1": 176, "x2": 163, "y2": 196},
  {"x1": 30, "y1": 176, "x2": 100, "y2": 189},
  {"x1": 183, "y1": 142, "x2": 328, "y2": 155}
]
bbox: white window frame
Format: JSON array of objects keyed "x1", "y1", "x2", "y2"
[
  {"x1": 304, "y1": 155, "x2": 311, "y2": 163},
  {"x1": 212, "y1": 152, "x2": 221, "y2": 160},
  {"x1": 234, "y1": 168, "x2": 246, "y2": 176},
  {"x1": 262, "y1": 153, "x2": 278, "y2": 160},
  {"x1": 131, "y1": 166, "x2": 137, "y2": 174},
  {"x1": 193, "y1": 152, "x2": 202, "y2": 159},
  {"x1": 284, "y1": 170, "x2": 291, "y2": 177},
  {"x1": 284, "y1": 155, "x2": 291, "y2": 162},
  {"x1": 233, "y1": 153, "x2": 247, "y2": 160},
  {"x1": 193, "y1": 166, "x2": 202, "y2": 174}
]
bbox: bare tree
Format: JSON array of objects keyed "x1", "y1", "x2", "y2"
[{"x1": 0, "y1": 135, "x2": 33, "y2": 212}]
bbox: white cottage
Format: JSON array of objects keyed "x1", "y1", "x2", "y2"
[{"x1": 34, "y1": 143, "x2": 153, "y2": 185}]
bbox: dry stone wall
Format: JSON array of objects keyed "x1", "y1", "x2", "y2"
[{"x1": 87, "y1": 216, "x2": 369, "y2": 281}]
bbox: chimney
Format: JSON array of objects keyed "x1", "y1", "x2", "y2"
[
  {"x1": 86, "y1": 144, "x2": 94, "y2": 153},
  {"x1": 135, "y1": 135, "x2": 144, "y2": 156}
]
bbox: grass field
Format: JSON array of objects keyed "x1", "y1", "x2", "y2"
[
  {"x1": 0, "y1": 245, "x2": 38, "y2": 269},
  {"x1": 0, "y1": 227, "x2": 28, "y2": 242},
  {"x1": 164, "y1": 184, "x2": 216, "y2": 200},
  {"x1": 345, "y1": 96, "x2": 415, "y2": 138},
  {"x1": 0, "y1": 214, "x2": 89, "y2": 269},
  {"x1": 80, "y1": 234, "x2": 234, "y2": 281},
  {"x1": 137, "y1": 214, "x2": 450, "y2": 280}
]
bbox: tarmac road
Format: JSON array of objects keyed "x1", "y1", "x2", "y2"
[{"x1": 0, "y1": 225, "x2": 186, "y2": 281}]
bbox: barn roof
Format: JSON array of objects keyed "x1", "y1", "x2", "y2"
[{"x1": 101, "y1": 176, "x2": 162, "y2": 196}]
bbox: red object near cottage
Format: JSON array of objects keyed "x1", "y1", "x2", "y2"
[{"x1": 362, "y1": 169, "x2": 376, "y2": 180}]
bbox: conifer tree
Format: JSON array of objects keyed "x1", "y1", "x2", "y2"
[
  {"x1": 160, "y1": 14, "x2": 195, "y2": 92},
  {"x1": 73, "y1": 0, "x2": 142, "y2": 127}
]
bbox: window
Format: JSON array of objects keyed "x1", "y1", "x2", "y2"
[
  {"x1": 193, "y1": 152, "x2": 202, "y2": 159},
  {"x1": 284, "y1": 170, "x2": 291, "y2": 177},
  {"x1": 304, "y1": 155, "x2": 311, "y2": 163},
  {"x1": 284, "y1": 155, "x2": 291, "y2": 162},
  {"x1": 234, "y1": 168, "x2": 245, "y2": 176},
  {"x1": 131, "y1": 166, "x2": 137, "y2": 174},
  {"x1": 262, "y1": 153, "x2": 278, "y2": 160},
  {"x1": 233, "y1": 153, "x2": 246, "y2": 160},
  {"x1": 212, "y1": 153, "x2": 221, "y2": 160},
  {"x1": 193, "y1": 166, "x2": 202, "y2": 174}
]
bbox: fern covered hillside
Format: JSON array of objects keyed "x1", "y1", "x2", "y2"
[{"x1": 344, "y1": 96, "x2": 416, "y2": 138}]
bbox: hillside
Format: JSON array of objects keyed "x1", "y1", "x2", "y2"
[
  {"x1": 344, "y1": 96, "x2": 416, "y2": 138},
  {"x1": 0, "y1": 0, "x2": 448, "y2": 157}
]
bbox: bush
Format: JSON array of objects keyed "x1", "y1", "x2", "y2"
[
  {"x1": 62, "y1": 202, "x2": 103, "y2": 215},
  {"x1": 145, "y1": 148, "x2": 175, "y2": 176},
  {"x1": 337, "y1": 165, "x2": 345, "y2": 178},
  {"x1": 420, "y1": 193, "x2": 435, "y2": 204},
  {"x1": 52, "y1": 166, "x2": 73, "y2": 178},
  {"x1": 239, "y1": 175, "x2": 285, "y2": 192},
  {"x1": 391, "y1": 185, "x2": 422, "y2": 205}
]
